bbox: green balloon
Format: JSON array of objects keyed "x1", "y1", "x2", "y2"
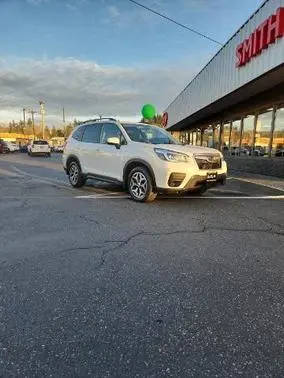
[{"x1": 142, "y1": 104, "x2": 156, "y2": 120}]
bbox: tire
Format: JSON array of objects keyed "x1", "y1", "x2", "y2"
[
  {"x1": 68, "y1": 160, "x2": 86, "y2": 188},
  {"x1": 127, "y1": 166, "x2": 157, "y2": 202},
  {"x1": 47, "y1": 152, "x2": 51, "y2": 157}
]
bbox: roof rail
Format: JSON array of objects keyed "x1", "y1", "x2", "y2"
[{"x1": 80, "y1": 117, "x2": 117, "y2": 125}]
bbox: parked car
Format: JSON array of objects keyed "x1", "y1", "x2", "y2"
[
  {"x1": 0, "y1": 140, "x2": 9, "y2": 154},
  {"x1": 54, "y1": 145, "x2": 64, "y2": 153},
  {"x1": 6, "y1": 141, "x2": 19, "y2": 152},
  {"x1": 230, "y1": 147, "x2": 241, "y2": 156},
  {"x1": 28, "y1": 140, "x2": 51, "y2": 157},
  {"x1": 275, "y1": 148, "x2": 284, "y2": 157},
  {"x1": 63, "y1": 119, "x2": 227, "y2": 202},
  {"x1": 20, "y1": 144, "x2": 28, "y2": 153}
]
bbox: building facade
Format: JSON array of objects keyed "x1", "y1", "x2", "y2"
[{"x1": 164, "y1": 0, "x2": 284, "y2": 162}]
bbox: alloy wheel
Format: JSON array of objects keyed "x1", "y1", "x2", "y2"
[
  {"x1": 130, "y1": 171, "x2": 148, "y2": 200},
  {"x1": 69, "y1": 163, "x2": 79, "y2": 185}
]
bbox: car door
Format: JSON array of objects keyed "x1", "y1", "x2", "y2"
[
  {"x1": 79, "y1": 123, "x2": 102, "y2": 175},
  {"x1": 96, "y1": 123, "x2": 126, "y2": 181}
]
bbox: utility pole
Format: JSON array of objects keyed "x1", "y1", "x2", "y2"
[
  {"x1": 26, "y1": 108, "x2": 37, "y2": 140},
  {"x1": 63, "y1": 107, "x2": 66, "y2": 138},
  {"x1": 23, "y1": 108, "x2": 26, "y2": 134},
  {"x1": 31, "y1": 110, "x2": 36, "y2": 140},
  {"x1": 39, "y1": 101, "x2": 46, "y2": 139}
]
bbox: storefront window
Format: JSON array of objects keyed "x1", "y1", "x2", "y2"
[
  {"x1": 230, "y1": 120, "x2": 241, "y2": 155},
  {"x1": 196, "y1": 130, "x2": 201, "y2": 146},
  {"x1": 188, "y1": 132, "x2": 192, "y2": 144},
  {"x1": 213, "y1": 124, "x2": 220, "y2": 150},
  {"x1": 272, "y1": 107, "x2": 284, "y2": 157},
  {"x1": 241, "y1": 115, "x2": 255, "y2": 155},
  {"x1": 255, "y1": 109, "x2": 273, "y2": 156},
  {"x1": 223, "y1": 122, "x2": 231, "y2": 155},
  {"x1": 203, "y1": 126, "x2": 213, "y2": 147}
]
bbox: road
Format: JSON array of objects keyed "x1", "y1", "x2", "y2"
[{"x1": 0, "y1": 153, "x2": 284, "y2": 377}]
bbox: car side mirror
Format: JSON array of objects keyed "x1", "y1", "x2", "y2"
[{"x1": 107, "y1": 137, "x2": 120, "y2": 149}]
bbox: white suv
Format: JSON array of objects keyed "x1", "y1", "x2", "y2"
[
  {"x1": 28, "y1": 140, "x2": 51, "y2": 157},
  {"x1": 63, "y1": 119, "x2": 227, "y2": 202}
]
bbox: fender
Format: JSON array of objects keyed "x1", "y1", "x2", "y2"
[
  {"x1": 123, "y1": 159, "x2": 157, "y2": 189},
  {"x1": 66, "y1": 155, "x2": 83, "y2": 174}
]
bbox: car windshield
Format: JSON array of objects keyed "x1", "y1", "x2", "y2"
[{"x1": 122, "y1": 124, "x2": 179, "y2": 145}]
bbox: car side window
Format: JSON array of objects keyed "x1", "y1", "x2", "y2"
[
  {"x1": 101, "y1": 123, "x2": 125, "y2": 144},
  {"x1": 81, "y1": 124, "x2": 102, "y2": 143},
  {"x1": 72, "y1": 125, "x2": 86, "y2": 141}
]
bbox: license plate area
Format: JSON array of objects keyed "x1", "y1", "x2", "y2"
[{"x1": 207, "y1": 172, "x2": 217, "y2": 182}]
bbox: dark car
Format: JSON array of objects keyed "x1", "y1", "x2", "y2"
[
  {"x1": 0, "y1": 140, "x2": 9, "y2": 154},
  {"x1": 20, "y1": 144, "x2": 28, "y2": 153},
  {"x1": 275, "y1": 149, "x2": 284, "y2": 157}
]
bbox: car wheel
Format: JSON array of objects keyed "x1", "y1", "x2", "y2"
[
  {"x1": 68, "y1": 160, "x2": 86, "y2": 188},
  {"x1": 128, "y1": 166, "x2": 157, "y2": 202}
]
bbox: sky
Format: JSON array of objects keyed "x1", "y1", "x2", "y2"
[{"x1": 0, "y1": 0, "x2": 264, "y2": 126}]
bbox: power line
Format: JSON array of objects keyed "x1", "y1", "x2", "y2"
[{"x1": 126, "y1": 0, "x2": 223, "y2": 46}]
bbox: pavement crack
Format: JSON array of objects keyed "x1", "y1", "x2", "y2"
[
  {"x1": 256, "y1": 216, "x2": 284, "y2": 230},
  {"x1": 205, "y1": 226, "x2": 284, "y2": 237},
  {"x1": 98, "y1": 225, "x2": 284, "y2": 268}
]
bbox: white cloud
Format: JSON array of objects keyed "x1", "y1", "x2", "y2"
[
  {"x1": 107, "y1": 5, "x2": 120, "y2": 18},
  {"x1": 0, "y1": 57, "x2": 197, "y2": 125}
]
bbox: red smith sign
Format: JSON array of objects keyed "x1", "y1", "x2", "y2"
[{"x1": 236, "y1": 7, "x2": 284, "y2": 67}]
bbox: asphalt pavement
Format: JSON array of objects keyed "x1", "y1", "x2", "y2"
[{"x1": 0, "y1": 152, "x2": 284, "y2": 377}]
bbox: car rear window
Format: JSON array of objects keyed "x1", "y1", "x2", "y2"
[{"x1": 34, "y1": 141, "x2": 48, "y2": 145}]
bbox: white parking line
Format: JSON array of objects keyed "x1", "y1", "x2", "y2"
[
  {"x1": 0, "y1": 167, "x2": 21, "y2": 177},
  {"x1": 231, "y1": 176, "x2": 284, "y2": 192},
  {"x1": 166, "y1": 195, "x2": 284, "y2": 200},
  {"x1": 76, "y1": 194, "x2": 284, "y2": 200},
  {"x1": 75, "y1": 194, "x2": 129, "y2": 199}
]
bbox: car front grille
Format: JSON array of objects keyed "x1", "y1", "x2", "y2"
[{"x1": 194, "y1": 154, "x2": 221, "y2": 170}]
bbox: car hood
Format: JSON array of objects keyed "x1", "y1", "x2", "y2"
[{"x1": 153, "y1": 144, "x2": 221, "y2": 157}]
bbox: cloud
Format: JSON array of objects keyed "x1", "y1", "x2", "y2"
[
  {"x1": 0, "y1": 57, "x2": 197, "y2": 124},
  {"x1": 107, "y1": 5, "x2": 120, "y2": 18}
]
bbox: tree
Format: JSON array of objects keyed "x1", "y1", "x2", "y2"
[
  {"x1": 56, "y1": 129, "x2": 64, "y2": 137},
  {"x1": 51, "y1": 126, "x2": 57, "y2": 138},
  {"x1": 44, "y1": 126, "x2": 51, "y2": 140},
  {"x1": 18, "y1": 120, "x2": 25, "y2": 134},
  {"x1": 65, "y1": 123, "x2": 74, "y2": 138},
  {"x1": 141, "y1": 114, "x2": 164, "y2": 127}
]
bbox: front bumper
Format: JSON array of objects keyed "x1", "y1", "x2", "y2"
[
  {"x1": 157, "y1": 173, "x2": 227, "y2": 194},
  {"x1": 153, "y1": 158, "x2": 227, "y2": 191}
]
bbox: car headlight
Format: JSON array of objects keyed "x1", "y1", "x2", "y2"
[{"x1": 154, "y1": 148, "x2": 190, "y2": 163}]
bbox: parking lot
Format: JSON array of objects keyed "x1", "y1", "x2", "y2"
[{"x1": 1, "y1": 152, "x2": 284, "y2": 377}]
